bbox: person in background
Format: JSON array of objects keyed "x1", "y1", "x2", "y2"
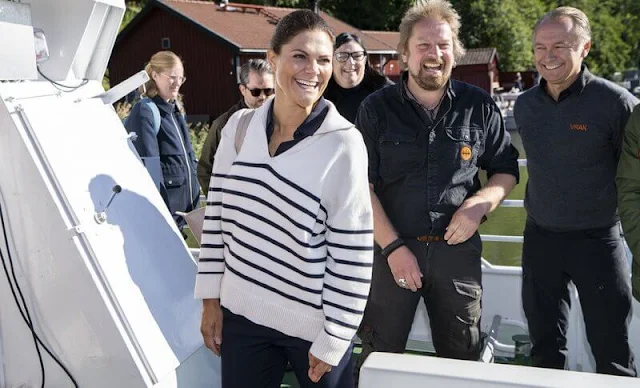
[
  {"x1": 125, "y1": 50, "x2": 199, "y2": 230},
  {"x1": 513, "y1": 72, "x2": 524, "y2": 91},
  {"x1": 616, "y1": 105, "x2": 640, "y2": 302},
  {"x1": 196, "y1": 10, "x2": 373, "y2": 388},
  {"x1": 514, "y1": 6, "x2": 638, "y2": 376},
  {"x1": 197, "y1": 59, "x2": 274, "y2": 190},
  {"x1": 617, "y1": 105, "x2": 640, "y2": 303},
  {"x1": 354, "y1": 0, "x2": 519, "y2": 382},
  {"x1": 323, "y1": 32, "x2": 391, "y2": 124}
]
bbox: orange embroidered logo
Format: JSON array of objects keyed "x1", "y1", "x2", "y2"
[
  {"x1": 569, "y1": 123, "x2": 587, "y2": 131},
  {"x1": 461, "y1": 146, "x2": 472, "y2": 161}
]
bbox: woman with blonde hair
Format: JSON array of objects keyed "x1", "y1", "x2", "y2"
[{"x1": 125, "y1": 50, "x2": 200, "y2": 230}]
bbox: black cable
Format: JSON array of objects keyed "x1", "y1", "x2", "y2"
[
  {"x1": 0, "y1": 197, "x2": 79, "y2": 387},
  {"x1": 36, "y1": 66, "x2": 88, "y2": 92},
  {"x1": 0, "y1": 201, "x2": 45, "y2": 387}
]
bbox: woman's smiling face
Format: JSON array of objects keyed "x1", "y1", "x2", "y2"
[
  {"x1": 333, "y1": 41, "x2": 366, "y2": 89},
  {"x1": 268, "y1": 29, "x2": 334, "y2": 109}
]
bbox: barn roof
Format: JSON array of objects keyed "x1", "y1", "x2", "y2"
[{"x1": 118, "y1": 0, "x2": 398, "y2": 54}]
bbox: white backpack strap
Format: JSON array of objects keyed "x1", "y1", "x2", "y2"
[{"x1": 234, "y1": 109, "x2": 255, "y2": 153}]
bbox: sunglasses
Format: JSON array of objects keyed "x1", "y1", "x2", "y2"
[
  {"x1": 245, "y1": 87, "x2": 275, "y2": 97},
  {"x1": 335, "y1": 51, "x2": 366, "y2": 63}
]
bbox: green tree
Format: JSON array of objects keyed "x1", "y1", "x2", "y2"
[
  {"x1": 321, "y1": 0, "x2": 413, "y2": 31},
  {"x1": 451, "y1": 0, "x2": 546, "y2": 72}
]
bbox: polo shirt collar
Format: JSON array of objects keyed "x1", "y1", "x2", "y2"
[
  {"x1": 265, "y1": 97, "x2": 329, "y2": 140},
  {"x1": 538, "y1": 64, "x2": 590, "y2": 100}
]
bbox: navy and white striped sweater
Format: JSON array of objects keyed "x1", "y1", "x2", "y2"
[{"x1": 194, "y1": 100, "x2": 374, "y2": 366}]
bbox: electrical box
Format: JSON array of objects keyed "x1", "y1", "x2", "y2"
[
  {"x1": 0, "y1": 0, "x2": 126, "y2": 83},
  {"x1": 0, "y1": 0, "x2": 37, "y2": 80}
]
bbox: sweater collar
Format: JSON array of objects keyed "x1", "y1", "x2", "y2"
[{"x1": 255, "y1": 97, "x2": 353, "y2": 137}]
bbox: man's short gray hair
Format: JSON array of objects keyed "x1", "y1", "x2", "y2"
[
  {"x1": 239, "y1": 59, "x2": 273, "y2": 85},
  {"x1": 533, "y1": 6, "x2": 591, "y2": 45}
]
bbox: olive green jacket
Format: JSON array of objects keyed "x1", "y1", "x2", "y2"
[
  {"x1": 197, "y1": 99, "x2": 247, "y2": 190},
  {"x1": 617, "y1": 104, "x2": 640, "y2": 301}
]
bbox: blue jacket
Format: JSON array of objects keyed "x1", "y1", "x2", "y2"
[{"x1": 125, "y1": 95, "x2": 200, "y2": 228}]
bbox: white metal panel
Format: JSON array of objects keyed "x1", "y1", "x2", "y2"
[
  {"x1": 0, "y1": 85, "x2": 144, "y2": 387},
  {"x1": 0, "y1": 80, "x2": 221, "y2": 387},
  {"x1": 27, "y1": 0, "x2": 124, "y2": 81},
  {"x1": 360, "y1": 353, "x2": 638, "y2": 387},
  {"x1": 0, "y1": 22, "x2": 37, "y2": 80}
]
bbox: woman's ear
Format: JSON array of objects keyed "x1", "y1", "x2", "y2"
[{"x1": 267, "y1": 51, "x2": 277, "y2": 72}]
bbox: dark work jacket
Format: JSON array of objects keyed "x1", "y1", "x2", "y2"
[
  {"x1": 125, "y1": 95, "x2": 200, "y2": 228},
  {"x1": 356, "y1": 72, "x2": 520, "y2": 236},
  {"x1": 197, "y1": 99, "x2": 247, "y2": 190}
]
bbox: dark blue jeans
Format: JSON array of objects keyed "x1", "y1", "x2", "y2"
[
  {"x1": 220, "y1": 307, "x2": 354, "y2": 388},
  {"x1": 522, "y1": 220, "x2": 637, "y2": 377}
]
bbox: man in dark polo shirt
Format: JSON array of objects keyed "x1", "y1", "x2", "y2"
[
  {"x1": 354, "y1": 0, "x2": 519, "y2": 376},
  {"x1": 514, "y1": 6, "x2": 638, "y2": 376}
]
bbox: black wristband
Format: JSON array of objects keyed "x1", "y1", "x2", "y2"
[{"x1": 380, "y1": 238, "x2": 405, "y2": 259}]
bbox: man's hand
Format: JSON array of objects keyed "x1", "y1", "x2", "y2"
[
  {"x1": 200, "y1": 299, "x2": 223, "y2": 356},
  {"x1": 445, "y1": 196, "x2": 490, "y2": 245},
  {"x1": 308, "y1": 352, "x2": 332, "y2": 383},
  {"x1": 387, "y1": 246, "x2": 423, "y2": 291}
]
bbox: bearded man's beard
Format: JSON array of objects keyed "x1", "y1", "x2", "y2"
[{"x1": 410, "y1": 62, "x2": 450, "y2": 91}]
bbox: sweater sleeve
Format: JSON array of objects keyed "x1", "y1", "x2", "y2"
[
  {"x1": 310, "y1": 131, "x2": 374, "y2": 366},
  {"x1": 194, "y1": 110, "x2": 247, "y2": 299},
  {"x1": 616, "y1": 105, "x2": 640, "y2": 301}
]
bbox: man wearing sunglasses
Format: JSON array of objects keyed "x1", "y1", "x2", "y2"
[{"x1": 198, "y1": 59, "x2": 274, "y2": 190}]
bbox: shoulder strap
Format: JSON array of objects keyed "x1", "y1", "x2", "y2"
[
  {"x1": 234, "y1": 109, "x2": 255, "y2": 152},
  {"x1": 140, "y1": 98, "x2": 161, "y2": 136}
]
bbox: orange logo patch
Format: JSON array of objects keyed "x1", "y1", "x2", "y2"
[
  {"x1": 569, "y1": 123, "x2": 587, "y2": 131},
  {"x1": 461, "y1": 146, "x2": 472, "y2": 161}
]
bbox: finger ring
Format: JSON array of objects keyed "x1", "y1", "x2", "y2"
[{"x1": 398, "y1": 278, "x2": 408, "y2": 288}]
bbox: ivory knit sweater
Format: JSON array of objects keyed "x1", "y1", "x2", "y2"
[{"x1": 194, "y1": 99, "x2": 374, "y2": 366}]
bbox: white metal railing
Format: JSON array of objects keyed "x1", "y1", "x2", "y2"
[
  {"x1": 480, "y1": 235, "x2": 523, "y2": 243},
  {"x1": 500, "y1": 200, "x2": 523, "y2": 207}
]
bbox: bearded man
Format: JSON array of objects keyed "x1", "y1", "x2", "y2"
[{"x1": 354, "y1": 0, "x2": 519, "y2": 378}]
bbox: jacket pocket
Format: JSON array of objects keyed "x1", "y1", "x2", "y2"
[
  {"x1": 444, "y1": 126, "x2": 484, "y2": 167},
  {"x1": 378, "y1": 131, "x2": 424, "y2": 181},
  {"x1": 162, "y1": 172, "x2": 188, "y2": 216}
]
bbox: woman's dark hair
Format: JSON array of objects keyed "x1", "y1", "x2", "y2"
[
  {"x1": 330, "y1": 32, "x2": 388, "y2": 91},
  {"x1": 270, "y1": 10, "x2": 334, "y2": 54}
]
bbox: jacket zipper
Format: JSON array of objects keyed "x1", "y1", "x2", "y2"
[{"x1": 170, "y1": 113, "x2": 194, "y2": 207}]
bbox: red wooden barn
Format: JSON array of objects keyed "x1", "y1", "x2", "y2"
[
  {"x1": 110, "y1": 0, "x2": 398, "y2": 122},
  {"x1": 451, "y1": 47, "x2": 500, "y2": 95}
]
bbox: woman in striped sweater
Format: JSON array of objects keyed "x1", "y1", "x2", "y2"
[{"x1": 195, "y1": 10, "x2": 374, "y2": 388}]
